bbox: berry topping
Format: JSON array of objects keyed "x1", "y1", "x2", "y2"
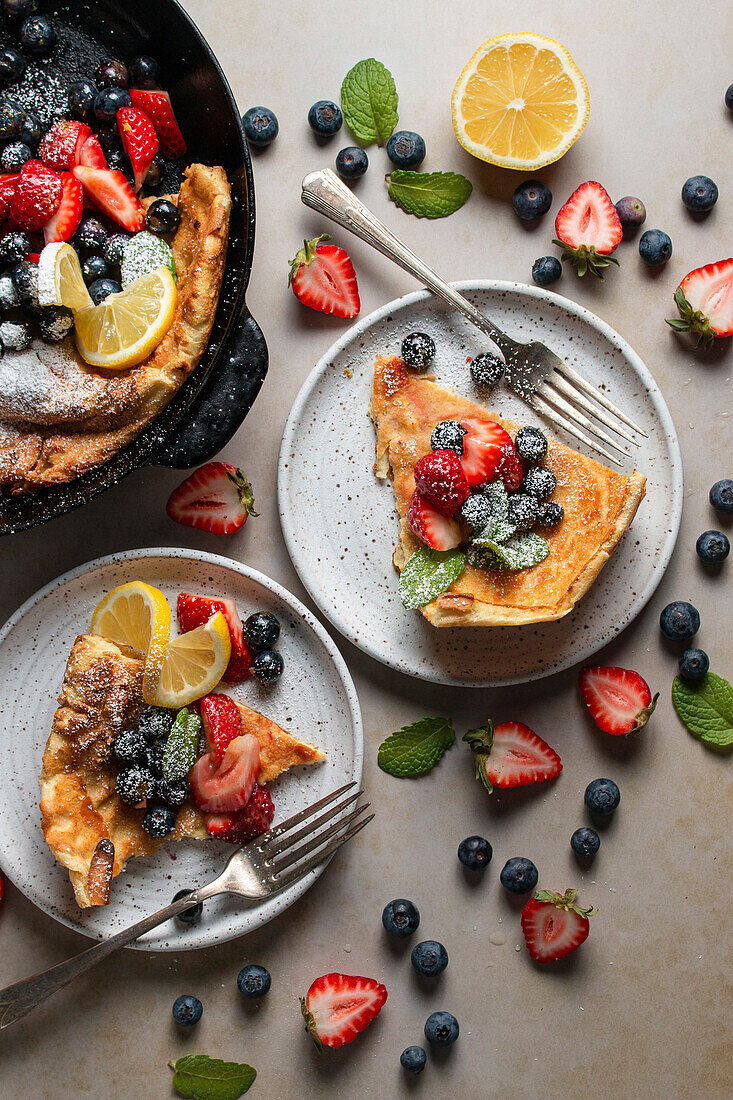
[
  {"x1": 459, "y1": 417, "x2": 520, "y2": 490},
  {"x1": 536, "y1": 501, "x2": 564, "y2": 528},
  {"x1": 411, "y1": 940, "x2": 448, "y2": 977},
  {"x1": 145, "y1": 196, "x2": 180, "y2": 234},
  {"x1": 522, "y1": 465, "x2": 557, "y2": 500},
  {"x1": 10, "y1": 159, "x2": 62, "y2": 231},
  {"x1": 117, "y1": 106, "x2": 158, "y2": 190},
  {"x1": 459, "y1": 492, "x2": 494, "y2": 531},
  {"x1": 0, "y1": 319, "x2": 31, "y2": 350},
  {"x1": 507, "y1": 492, "x2": 539, "y2": 531},
  {"x1": 39, "y1": 119, "x2": 91, "y2": 171},
  {"x1": 307, "y1": 99, "x2": 343, "y2": 137},
  {"x1": 142, "y1": 802, "x2": 176, "y2": 837},
  {"x1": 243, "y1": 612, "x2": 281, "y2": 652},
  {"x1": 579, "y1": 665, "x2": 658, "y2": 736},
  {"x1": 289, "y1": 233, "x2": 360, "y2": 318},
  {"x1": 531, "y1": 255, "x2": 562, "y2": 286},
  {"x1": 615, "y1": 195, "x2": 646, "y2": 230},
  {"x1": 237, "y1": 964, "x2": 272, "y2": 999},
  {"x1": 11, "y1": 258, "x2": 38, "y2": 310},
  {"x1": 68, "y1": 79, "x2": 98, "y2": 121},
  {"x1": 382, "y1": 897, "x2": 420, "y2": 937},
  {"x1": 115, "y1": 764, "x2": 155, "y2": 806},
  {"x1": 241, "y1": 104, "x2": 278, "y2": 148},
  {"x1": 112, "y1": 728, "x2": 146, "y2": 764},
  {"x1": 252, "y1": 649, "x2": 284, "y2": 683},
  {"x1": 126, "y1": 88, "x2": 185, "y2": 157},
  {"x1": 300, "y1": 972, "x2": 388, "y2": 1050},
  {"x1": 681, "y1": 174, "x2": 718, "y2": 213},
  {"x1": 166, "y1": 462, "x2": 258, "y2": 535},
  {"x1": 200, "y1": 692, "x2": 242, "y2": 763},
  {"x1": 521, "y1": 888, "x2": 593, "y2": 962},
  {"x1": 696, "y1": 529, "x2": 730, "y2": 563},
  {"x1": 72, "y1": 165, "x2": 144, "y2": 232},
  {"x1": 400, "y1": 1046, "x2": 427, "y2": 1075},
  {"x1": 0, "y1": 141, "x2": 30, "y2": 172},
  {"x1": 386, "y1": 129, "x2": 426, "y2": 168},
  {"x1": 570, "y1": 827, "x2": 600, "y2": 859},
  {"x1": 554, "y1": 180, "x2": 622, "y2": 277},
  {"x1": 0, "y1": 228, "x2": 27, "y2": 264},
  {"x1": 93, "y1": 86, "x2": 132, "y2": 123},
  {"x1": 710, "y1": 479, "x2": 733, "y2": 514},
  {"x1": 667, "y1": 259, "x2": 733, "y2": 347},
  {"x1": 431, "y1": 420, "x2": 466, "y2": 454},
  {"x1": 424, "y1": 1011, "x2": 459, "y2": 1047},
  {"x1": 172, "y1": 994, "x2": 202, "y2": 1027},
  {"x1": 0, "y1": 99, "x2": 22, "y2": 141},
  {"x1": 75, "y1": 215, "x2": 108, "y2": 251},
  {"x1": 407, "y1": 490, "x2": 461, "y2": 550},
  {"x1": 457, "y1": 834, "x2": 492, "y2": 870},
  {"x1": 103, "y1": 232, "x2": 129, "y2": 265},
  {"x1": 584, "y1": 777, "x2": 621, "y2": 816},
  {"x1": 678, "y1": 647, "x2": 710, "y2": 682},
  {"x1": 0, "y1": 176, "x2": 20, "y2": 223},
  {"x1": 0, "y1": 272, "x2": 19, "y2": 309},
  {"x1": 88, "y1": 277, "x2": 121, "y2": 304},
  {"x1": 469, "y1": 350, "x2": 505, "y2": 390},
  {"x1": 189, "y1": 733, "x2": 261, "y2": 814},
  {"x1": 639, "y1": 228, "x2": 672, "y2": 267},
  {"x1": 515, "y1": 425, "x2": 548, "y2": 463},
  {"x1": 401, "y1": 330, "x2": 435, "y2": 370},
  {"x1": 95, "y1": 59, "x2": 129, "y2": 90},
  {"x1": 129, "y1": 55, "x2": 160, "y2": 91},
  {"x1": 206, "y1": 784, "x2": 275, "y2": 844},
  {"x1": 464, "y1": 719, "x2": 562, "y2": 792},
  {"x1": 155, "y1": 776, "x2": 189, "y2": 807},
  {"x1": 172, "y1": 888, "x2": 203, "y2": 926},
  {"x1": 512, "y1": 179, "x2": 552, "y2": 220},
  {"x1": 414, "y1": 448, "x2": 470, "y2": 516},
  {"x1": 335, "y1": 145, "x2": 368, "y2": 180},
  {"x1": 178, "y1": 593, "x2": 252, "y2": 683},
  {"x1": 500, "y1": 856, "x2": 538, "y2": 894},
  {"x1": 660, "y1": 600, "x2": 700, "y2": 640},
  {"x1": 43, "y1": 170, "x2": 83, "y2": 244},
  {"x1": 0, "y1": 47, "x2": 25, "y2": 88},
  {"x1": 82, "y1": 255, "x2": 108, "y2": 285},
  {"x1": 18, "y1": 14, "x2": 56, "y2": 56}
]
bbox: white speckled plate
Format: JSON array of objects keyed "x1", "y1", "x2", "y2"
[
  {"x1": 278, "y1": 281, "x2": 683, "y2": 686},
  {"x1": 0, "y1": 549, "x2": 362, "y2": 950}
]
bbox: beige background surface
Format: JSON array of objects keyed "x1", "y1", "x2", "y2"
[{"x1": 1, "y1": 1, "x2": 731, "y2": 1097}]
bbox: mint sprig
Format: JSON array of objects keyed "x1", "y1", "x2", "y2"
[
  {"x1": 378, "y1": 716, "x2": 455, "y2": 777},
  {"x1": 341, "y1": 59, "x2": 398, "y2": 146},
  {"x1": 399, "y1": 546, "x2": 466, "y2": 609},
  {"x1": 170, "y1": 1056, "x2": 256, "y2": 1100},
  {"x1": 162, "y1": 707, "x2": 202, "y2": 782},
  {"x1": 672, "y1": 672, "x2": 733, "y2": 749},
  {"x1": 387, "y1": 170, "x2": 472, "y2": 218},
  {"x1": 468, "y1": 532, "x2": 550, "y2": 571}
]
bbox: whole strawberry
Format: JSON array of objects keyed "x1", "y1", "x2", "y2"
[
  {"x1": 553, "y1": 181, "x2": 622, "y2": 278},
  {"x1": 521, "y1": 888, "x2": 594, "y2": 962},
  {"x1": 289, "y1": 234, "x2": 360, "y2": 318},
  {"x1": 666, "y1": 258, "x2": 733, "y2": 348},
  {"x1": 414, "y1": 449, "x2": 470, "y2": 516}
]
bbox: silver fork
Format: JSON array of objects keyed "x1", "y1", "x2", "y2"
[
  {"x1": 0, "y1": 782, "x2": 370, "y2": 1031},
  {"x1": 301, "y1": 168, "x2": 647, "y2": 466}
]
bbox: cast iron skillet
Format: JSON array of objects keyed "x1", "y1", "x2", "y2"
[{"x1": 0, "y1": 0, "x2": 268, "y2": 535}]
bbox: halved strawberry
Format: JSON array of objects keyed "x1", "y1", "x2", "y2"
[
  {"x1": 407, "y1": 490, "x2": 461, "y2": 550},
  {"x1": 521, "y1": 888, "x2": 593, "y2": 963},
  {"x1": 189, "y1": 733, "x2": 260, "y2": 813},
  {"x1": 177, "y1": 592, "x2": 253, "y2": 683},
  {"x1": 39, "y1": 120, "x2": 91, "y2": 171},
  {"x1": 667, "y1": 258, "x2": 733, "y2": 349},
  {"x1": 463, "y1": 720, "x2": 562, "y2": 792},
  {"x1": 300, "y1": 973, "x2": 388, "y2": 1050},
  {"x1": 0, "y1": 173, "x2": 19, "y2": 220},
  {"x1": 10, "y1": 160, "x2": 62, "y2": 232},
  {"x1": 166, "y1": 463, "x2": 258, "y2": 536},
  {"x1": 289, "y1": 234, "x2": 360, "y2": 319},
  {"x1": 579, "y1": 665, "x2": 658, "y2": 736},
  {"x1": 77, "y1": 134, "x2": 107, "y2": 169},
  {"x1": 71, "y1": 166, "x2": 144, "y2": 232},
  {"x1": 459, "y1": 418, "x2": 522, "y2": 490},
  {"x1": 130, "y1": 88, "x2": 186, "y2": 158},
  {"x1": 117, "y1": 106, "x2": 158, "y2": 191},
  {"x1": 205, "y1": 786, "x2": 274, "y2": 845},
  {"x1": 414, "y1": 449, "x2": 470, "y2": 516},
  {"x1": 43, "y1": 171, "x2": 83, "y2": 244},
  {"x1": 200, "y1": 692, "x2": 242, "y2": 763},
  {"x1": 553, "y1": 181, "x2": 622, "y2": 278}
]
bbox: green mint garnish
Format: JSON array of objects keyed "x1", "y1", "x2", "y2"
[
  {"x1": 672, "y1": 672, "x2": 733, "y2": 749},
  {"x1": 480, "y1": 480, "x2": 510, "y2": 523},
  {"x1": 170, "y1": 1056, "x2": 256, "y2": 1100},
  {"x1": 378, "y1": 716, "x2": 455, "y2": 777},
  {"x1": 387, "y1": 170, "x2": 472, "y2": 218},
  {"x1": 471, "y1": 516, "x2": 517, "y2": 548},
  {"x1": 341, "y1": 58, "x2": 398, "y2": 146},
  {"x1": 399, "y1": 546, "x2": 466, "y2": 609},
  {"x1": 468, "y1": 531, "x2": 550, "y2": 571},
  {"x1": 162, "y1": 707, "x2": 202, "y2": 782}
]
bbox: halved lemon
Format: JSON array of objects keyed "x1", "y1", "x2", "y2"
[
  {"x1": 90, "y1": 581, "x2": 171, "y2": 702},
  {"x1": 152, "y1": 612, "x2": 231, "y2": 708},
  {"x1": 74, "y1": 266, "x2": 177, "y2": 370},
  {"x1": 451, "y1": 33, "x2": 590, "y2": 170},
  {"x1": 37, "y1": 242, "x2": 94, "y2": 313}
]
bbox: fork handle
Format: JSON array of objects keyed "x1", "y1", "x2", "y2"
[{"x1": 301, "y1": 169, "x2": 518, "y2": 356}]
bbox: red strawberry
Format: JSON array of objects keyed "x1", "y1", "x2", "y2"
[
  {"x1": 667, "y1": 258, "x2": 733, "y2": 349},
  {"x1": 43, "y1": 171, "x2": 83, "y2": 244},
  {"x1": 0, "y1": 172, "x2": 19, "y2": 219},
  {"x1": 117, "y1": 106, "x2": 158, "y2": 191},
  {"x1": 289, "y1": 234, "x2": 360, "y2": 319},
  {"x1": 28, "y1": 252, "x2": 40, "y2": 263},
  {"x1": 554, "y1": 181, "x2": 623, "y2": 278},
  {"x1": 407, "y1": 490, "x2": 461, "y2": 550},
  {"x1": 77, "y1": 134, "x2": 107, "y2": 169},
  {"x1": 189, "y1": 733, "x2": 260, "y2": 813},
  {"x1": 166, "y1": 462, "x2": 258, "y2": 535},
  {"x1": 10, "y1": 160, "x2": 62, "y2": 231},
  {"x1": 464, "y1": 720, "x2": 562, "y2": 793},
  {"x1": 521, "y1": 888, "x2": 593, "y2": 963},
  {"x1": 205, "y1": 786, "x2": 274, "y2": 845},
  {"x1": 300, "y1": 973, "x2": 388, "y2": 1050},
  {"x1": 72, "y1": 166, "x2": 144, "y2": 232},
  {"x1": 177, "y1": 592, "x2": 253, "y2": 683},
  {"x1": 200, "y1": 692, "x2": 242, "y2": 763},
  {"x1": 459, "y1": 418, "x2": 522, "y2": 491},
  {"x1": 129, "y1": 88, "x2": 186, "y2": 158},
  {"x1": 414, "y1": 449, "x2": 470, "y2": 516},
  {"x1": 579, "y1": 665, "x2": 658, "y2": 736},
  {"x1": 39, "y1": 120, "x2": 91, "y2": 171}
]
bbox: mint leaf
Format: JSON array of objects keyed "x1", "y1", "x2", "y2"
[
  {"x1": 468, "y1": 532, "x2": 549, "y2": 571},
  {"x1": 400, "y1": 546, "x2": 466, "y2": 609},
  {"x1": 341, "y1": 59, "x2": 398, "y2": 146},
  {"x1": 163, "y1": 707, "x2": 202, "y2": 782},
  {"x1": 672, "y1": 673, "x2": 733, "y2": 749},
  {"x1": 171, "y1": 1056, "x2": 256, "y2": 1100},
  {"x1": 387, "y1": 170, "x2": 472, "y2": 219},
  {"x1": 378, "y1": 716, "x2": 455, "y2": 777},
  {"x1": 471, "y1": 518, "x2": 516, "y2": 547}
]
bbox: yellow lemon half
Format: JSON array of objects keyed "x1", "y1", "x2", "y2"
[
  {"x1": 37, "y1": 242, "x2": 94, "y2": 313},
  {"x1": 90, "y1": 581, "x2": 171, "y2": 703},
  {"x1": 74, "y1": 265, "x2": 177, "y2": 371},
  {"x1": 152, "y1": 612, "x2": 232, "y2": 708}
]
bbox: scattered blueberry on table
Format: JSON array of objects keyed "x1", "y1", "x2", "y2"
[
  {"x1": 500, "y1": 857, "x2": 538, "y2": 894},
  {"x1": 335, "y1": 145, "x2": 368, "y2": 179},
  {"x1": 571, "y1": 826, "x2": 601, "y2": 859},
  {"x1": 308, "y1": 99, "x2": 343, "y2": 137},
  {"x1": 242, "y1": 105, "x2": 279, "y2": 147},
  {"x1": 382, "y1": 897, "x2": 420, "y2": 937},
  {"x1": 400, "y1": 1045, "x2": 427, "y2": 1074},
  {"x1": 172, "y1": 994, "x2": 202, "y2": 1027},
  {"x1": 584, "y1": 778, "x2": 621, "y2": 817},
  {"x1": 681, "y1": 175, "x2": 718, "y2": 213},
  {"x1": 386, "y1": 130, "x2": 426, "y2": 168},
  {"x1": 678, "y1": 647, "x2": 710, "y2": 681},
  {"x1": 660, "y1": 600, "x2": 700, "y2": 640},
  {"x1": 237, "y1": 964, "x2": 271, "y2": 998},
  {"x1": 639, "y1": 228, "x2": 672, "y2": 266},
  {"x1": 411, "y1": 940, "x2": 449, "y2": 977},
  {"x1": 532, "y1": 255, "x2": 562, "y2": 286},
  {"x1": 424, "y1": 1011, "x2": 459, "y2": 1047},
  {"x1": 696, "y1": 530, "x2": 730, "y2": 563},
  {"x1": 615, "y1": 195, "x2": 646, "y2": 231},
  {"x1": 512, "y1": 179, "x2": 552, "y2": 220},
  {"x1": 709, "y1": 479, "x2": 733, "y2": 514},
  {"x1": 457, "y1": 834, "x2": 492, "y2": 870}
]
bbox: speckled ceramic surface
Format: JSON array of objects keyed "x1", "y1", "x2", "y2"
[
  {"x1": 279, "y1": 281, "x2": 683, "y2": 686},
  {"x1": 0, "y1": 548, "x2": 362, "y2": 951}
]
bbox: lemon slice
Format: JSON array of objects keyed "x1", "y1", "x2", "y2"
[
  {"x1": 451, "y1": 33, "x2": 590, "y2": 170},
  {"x1": 74, "y1": 266, "x2": 177, "y2": 371},
  {"x1": 37, "y1": 242, "x2": 94, "y2": 313},
  {"x1": 153, "y1": 612, "x2": 231, "y2": 708},
  {"x1": 90, "y1": 581, "x2": 171, "y2": 702}
]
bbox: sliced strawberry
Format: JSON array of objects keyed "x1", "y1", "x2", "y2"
[
  {"x1": 39, "y1": 120, "x2": 91, "y2": 171},
  {"x1": 177, "y1": 592, "x2": 253, "y2": 683},
  {"x1": 129, "y1": 88, "x2": 186, "y2": 158},
  {"x1": 464, "y1": 720, "x2": 562, "y2": 792},
  {"x1": 200, "y1": 692, "x2": 242, "y2": 764},
  {"x1": 521, "y1": 888, "x2": 593, "y2": 963},
  {"x1": 579, "y1": 665, "x2": 658, "y2": 736},
  {"x1": 43, "y1": 171, "x2": 83, "y2": 244},
  {"x1": 414, "y1": 449, "x2": 470, "y2": 516},
  {"x1": 117, "y1": 106, "x2": 158, "y2": 191},
  {"x1": 459, "y1": 418, "x2": 522, "y2": 490},
  {"x1": 300, "y1": 973, "x2": 388, "y2": 1050},
  {"x1": 10, "y1": 160, "x2": 62, "y2": 232},
  {"x1": 407, "y1": 490, "x2": 461, "y2": 550},
  {"x1": 77, "y1": 134, "x2": 107, "y2": 169},
  {"x1": 553, "y1": 181, "x2": 622, "y2": 278},
  {"x1": 205, "y1": 786, "x2": 274, "y2": 845},
  {"x1": 667, "y1": 258, "x2": 733, "y2": 348},
  {"x1": 71, "y1": 166, "x2": 144, "y2": 232},
  {"x1": 0, "y1": 173, "x2": 19, "y2": 220},
  {"x1": 289, "y1": 233, "x2": 360, "y2": 318},
  {"x1": 28, "y1": 252, "x2": 40, "y2": 263},
  {"x1": 189, "y1": 733, "x2": 260, "y2": 813},
  {"x1": 166, "y1": 463, "x2": 258, "y2": 536}
]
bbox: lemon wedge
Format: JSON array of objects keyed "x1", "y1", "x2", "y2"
[
  {"x1": 152, "y1": 612, "x2": 231, "y2": 708},
  {"x1": 37, "y1": 242, "x2": 94, "y2": 313},
  {"x1": 451, "y1": 33, "x2": 590, "y2": 170},
  {"x1": 74, "y1": 265, "x2": 177, "y2": 370},
  {"x1": 90, "y1": 581, "x2": 171, "y2": 703}
]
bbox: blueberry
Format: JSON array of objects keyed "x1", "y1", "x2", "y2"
[
  {"x1": 470, "y1": 350, "x2": 505, "y2": 390},
  {"x1": 726, "y1": 84, "x2": 733, "y2": 111},
  {"x1": 0, "y1": 273, "x2": 19, "y2": 310},
  {"x1": 75, "y1": 216, "x2": 109, "y2": 252},
  {"x1": 512, "y1": 179, "x2": 552, "y2": 220},
  {"x1": 678, "y1": 647, "x2": 709, "y2": 682},
  {"x1": 386, "y1": 130, "x2": 426, "y2": 169},
  {"x1": 242, "y1": 105, "x2": 278, "y2": 147},
  {"x1": 401, "y1": 331, "x2": 435, "y2": 370},
  {"x1": 2, "y1": 0, "x2": 37, "y2": 20},
  {"x1": 142, "y1": 738, "x2": 167, "y2": 777},
  {"x1": 400, "y1": 1046, "x2": 427, "y2": 1074},
  {"x1": 172, "y1": 994, "x2": 202, "y2": 1027},
  {"x1": 500, "y1": 857, "x2": 538, "y2": 894},
  {"x1": 639, "y1": 229, "x2": 672, "y2": 267},
  {"x1": 411, "y1": 939, "x2": 448, "y2": 978},
  {"x1": 145, "y1": 198, "x2": 180, "y2": 235},
  {"x1": 431, "y1": 420, "x2": 466, "y2": 454},
  {"x1": 68, "y1": 79, "x2": 98, "y2": 121},
  {"x1": 81, "y1": 255, "x2": 109, "y2": 286},
  {"x1": 89, "y1": 277, "x2": 121, "y2": 304},
  {"x1": 237, "y1": 963, "x2": 271, "y2": 998},
  {"x1": 19, "y1": 15, "x2": 56, "y2": 56},
  {"x1": 93, "y1": 86, "x2": 131, "y2": 123},
  {"x1": 382, "y1": 897, "x2": 420, "y2": 937},
  {"x1": 507, "y1": 493, "x2": 539, "y2": 532},
  {"x1": 0, "y1": 229, "x2": 29, "y2": 264},
  {"x1": 95, "y1": 59, "x2": 128, "y2": 90},
  {"x1": 571, "y1": 827, "x2": 600, "y2": 859},
  {"x1": 115, "y1": 764, "x2": 155, "y2": 805},
  {"x1": 112, "y1": 728, "x2": 147, "y2": 763},
  {"x1": 11, "y1": 259, "x2": 38, "y2": 311},
  {"x1": 615, "y1": 196, "x2": 646, "y2": 230},
  {"x1": 424, "y1": 1011, "x2": 459, "y2": 1047},
  {"x1": 307, "y1": 99, "x2": 343, "y2": 137},
  {"x1": 0, "y1": 47, "x2": 25, "y2": 87},
  {"x1": 103, "y1": 232, "x2": 130, "y2": 266},
  {"x1": 137, "y1": 706, "x2": 175, "y2": 740},
  {"x1": 660, "y1": 600, "x2": 700, "y2": 640},
  {"x1": 156, "y1": 776, "x2": 190, "y2": 807},
  {"x1": 105, "y1": 148, "x2": 132, "y2": 174},
  {"x1": 17, "y1": 109, "x2": 40, "y2": 147},
  {"x1": 172, "y1": 888, "x2": 203, "y2": 926},
  {"x1": 244, "y1": 612, "x2": 281, "y2": 652},
  {"x1": 0, "y1": 140, "x2": 30, "y2": 172},
  {"x1": 457, "y1": 834, "x2": 492, "y2": 870},
  {"x1": 710, "y1": 479, "x2": 733, "y2": 514},
  {"x1": 537, "y1": 501, "x2": 564, "y2": 528},
  {"x1": 0, "y1": 320, "x2": 31, "y2": 350},
  {"x1": 515, "y1": 425, "x2": 548, "y2": 463},
  {"x1": 142, "y1": 803, "x2": 177, "y2": 838},
  {"x1": 252, "y1": 649, "x2": 284, "y2": 683},
  {"x1": 459, "y1": 494, "x2": 494, "y2": 531},
  {"x1": 335, "y1": 145, "x2": 368, "y2": 180},
  {"x1": 523, "y1": 465, "x2": 556, "y2": 501},
  {"x1": 584, "y1": 778, "x2": 621, "y2": 816},
  {"x1": 681, "y1": 175, "x2": 718, "y2": 213},
  {"x1": 96, "y1": 123, "x2": 121, "y2": 154},
  {"x1": 696, "y1": 529, "x2": 730, "y2": 564},
  {"x1": 38, "y1": 306, "x2": 73, "y2": 342},
  {"x1": 532, "y1": 255, "x2": 562, "y2": 286},
  {"x1": 0, "y1": 98, "x2": 22, "y2": 140},
  {"x1": 143, "y1": 154, "x2": 164, "y2": 188},
  {"x1": 129, "y1": 55, "x2": 160, "y2": 90}
]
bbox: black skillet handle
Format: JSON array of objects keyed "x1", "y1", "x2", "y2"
[{"x1": 152, "y1": 306, "x2": 268, "y2": 469}]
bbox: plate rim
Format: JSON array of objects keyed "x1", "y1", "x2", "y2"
[
  {"x1": 278, "y1": 278, "x2": 683, "y2": 687},
  {"x1": 0, "y1": 547, "x2": 364, "y2": 951}
]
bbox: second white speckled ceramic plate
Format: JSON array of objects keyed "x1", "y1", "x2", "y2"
[{"x1": 278, "y1": 281, "x2": 683, "y2": 686}]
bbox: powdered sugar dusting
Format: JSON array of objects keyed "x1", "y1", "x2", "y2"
[{"x1": 0, "y1": 339, "x2": 116, "y2": 423}]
